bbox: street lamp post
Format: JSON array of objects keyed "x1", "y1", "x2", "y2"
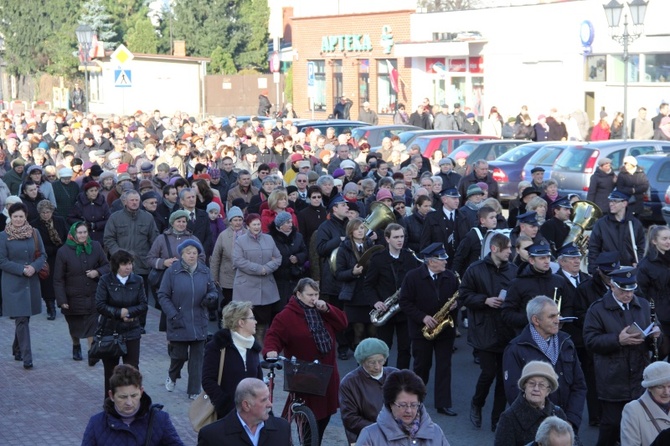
[
  {"x1": 75, "y1": 25, "x2": 94, "y2": 114},
  {"x1": 603, "y1": 0, "x2": 648, "y2": 141}
]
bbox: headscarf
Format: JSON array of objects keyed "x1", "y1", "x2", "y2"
[{"x1": 65, "y1": 221, "x2": 92, "y2": 256}]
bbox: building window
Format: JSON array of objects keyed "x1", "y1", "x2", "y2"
[
  {"x1": 377, "y1": 59, "x2": 397, "y2": 114},
  {"x1": 645, "y1": 54, "x2": 670, "y2": 82},
  {"x1": 612, "y1": 54, "x2": 640, "y2": 83},
  {"x1": 89, "y1": 71, "x2": 102, "y2": 102},
  {"x1": 309, "y1": 60, "x2": 326, "y2": 111},
  {"x1": 332, "y1": 60, "x2": 343, "y2": 109},
  {"x1": 359, "y1": 59, "x2": 369, "y2": 103},
  {"x1": 585, "y1": 55, "x2": 606, "y2": 81}
]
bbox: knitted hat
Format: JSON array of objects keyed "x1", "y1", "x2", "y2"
[
  {"x1": 354, "y1": 338, "x2": 390, "y2": 365},
  {"x1": 343, "y1": 182, "x2": 358, "y2": 194},
  {"x1": 466, "y1": 184, "x2": 484, "y2": 198},
  {"x1": 286, "y1": 185, "x2": 298, "y2": 196},
  {"x1": 206, "y1": 202, "x2": 221, "y2": 214},
  {"x1": 642, "y1": 361, "x2": 670, "y2": 388},
  {"x1": 274, "y1": 211, "x2": 292, "y2": 227},
  {"x1": 227, "y1": 206, "x2": 244, "y2": 221},
  {"x1": 99, "y1": 171, "x2": 116, "y2": 182},
  {"x1": 169, "y1": 210, "x2": 190, "y2": 225},
  {"x1": 83, "y1": 181, "x2": 100, "y2": 192},
  {"x1": 376, "y1": 188, "x2": 393, "y2": 201},
  {"x1": 177, "y1": 239, "x2": 203, "y2": 256},
  {"x1": 518, "y1": 360, "x2": 559, "y2": 393}
]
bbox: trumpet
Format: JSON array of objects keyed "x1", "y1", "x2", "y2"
[
  {"x1": 370, "y1": 288, "x2": 402, "y2": 326},
  {"x1": 422, "y1": 290, "x2": 459, "y2": 340}
]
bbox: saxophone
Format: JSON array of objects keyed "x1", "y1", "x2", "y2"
[
  {"x1": 370, "y1": 288, "x2": 401, "y2": 326},
  {"x1": 422, "y1": 290, "x2": 459, "y2": 340}
]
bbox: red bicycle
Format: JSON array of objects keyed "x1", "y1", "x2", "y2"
[{"x1": 261, "y1": 356, "x2": 332, "y2": 446}]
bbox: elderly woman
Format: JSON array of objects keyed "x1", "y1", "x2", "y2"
[
  {"x1": 541, "y1": 179, "x2": 560, "y2": 209},
  {"x1": 158, "y1": 239, "x2": 218, "y2": 400},
  {"x1": 95, "y1": 250, "x2": 147, "y2": 398},
  {"x1": 340, "y1": 338, "x2": 399, "y2": 445},
  {"x1": 54, "y1": 222, "x2": 110, "y2": 363},
  {"x1": 68, "y1": 181, "x2": 111, "y2": 244},
  {"x1": 31, "y1": 199, "x2": 68, "y2": 320},
  {"x1": 0, "y1": 202, "x2": 46, "y2": 369},
  {"x1": 232, "y1": 213, "x2": 281, "y2": 343},
  {"x1": 202, "y1": 301, "x2": 263, "y2": 420},
  {"x1": 210, "y1": 206, "x2": 245, "y2": 310},
  {"x1": 261, "y1": 189, "x2": 299, "y2": 233},
  {"x1": 355, "y1": 369, "x2": 450, "y2": 446},
  {"x1": 621, "y1": 361, "x2": 670, "y2": 446},
  {"x1": 526, "y1": 196, "x2": 549, "y2": 226},
  {"x1": 82, "y1": 364, "x2": 184, "y2": 445},
  {"x1": 494, "y1": 361, "x2": 568, "y2": 446},
  {"x1": 269, "y1": 210, "x2": 308, "y2": 312},
  {"x1": 264, "y1": 278, "x2": 348, "y2": 444}
]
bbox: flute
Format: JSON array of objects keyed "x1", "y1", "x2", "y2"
[{"x1": 650, "y1": 297, "x2": 659, "y2": 361}]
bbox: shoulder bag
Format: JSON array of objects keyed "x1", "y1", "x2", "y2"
[
  {"x1": 32, "y1": 230, "x2": 50, "y2": 280},
  {"x1": 148, "y1": 234, "x2": 172, "y2": 288},
  {"x1": 189, "y1": 348, "x2": 226, "y2": 432},
  {"x1": 639, "y1": 398, "x2": 663, "y2": 434},
  {"x1": 144, "y1": 403, "x2": 163, "y2": 446},
  {"x1": 88, "y1": 317, "x2": 128, "y2": 359}
]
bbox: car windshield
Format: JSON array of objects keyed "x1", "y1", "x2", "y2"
[
  {"x1": 527, "y1": 146, "x2": 565, "y2": 166},
  {"x1": 554, "y1": 149, "x2": 594, "y2": 172},
  {"x1": 497, "y1": 144, "x2": 537, "y2": 162}
]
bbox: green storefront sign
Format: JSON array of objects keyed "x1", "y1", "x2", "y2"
[{"x1": 321, "y1": 34, "x2": 373, "y2": 53}]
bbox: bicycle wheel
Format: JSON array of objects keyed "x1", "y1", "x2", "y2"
[{"x1": 290, "y1": 403, "x2": 319, "y2": 446}]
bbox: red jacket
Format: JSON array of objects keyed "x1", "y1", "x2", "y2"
[
  {"x1": 262, "y1": 297, "x2": 348, "y2": 420},
  {"x1": 590, "y1": 121, "x2": 611, "y2": 141},
  {"x1": 260, "y1": 207, "x2": 298, "y2": 234}
]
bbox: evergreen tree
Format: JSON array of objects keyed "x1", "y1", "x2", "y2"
[
  {"x1": 80, "y1": 0, "x2": 116, "y2": 46},
  {"x1": 210, "y1": 47, "x2": 237, "y2": 74},
  {"x1": 236, "y1": 0, "x2": 269, "y2": 70},
  {"x1": 125, "y1": 9, "x2": 159, "y2": 54}
]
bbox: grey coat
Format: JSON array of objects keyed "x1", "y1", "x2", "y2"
[
  {"x1": 146, "y1": 229, "x2": 205, "y2": 270},
  {"x1": 210, "y1": 227, "x2": 237, "y2": 289},
  {"x1": 103, "y1": 208, "x2": 159, "y2": 274},
  {"x1": 0, "y1": 230, "x2": 46, "y2": 317},
  {"x1": 232, "y1": 231, "x2": 281, "y2": 306},
  {"x1": 356, "y1": 405, "x2": 450, "y2": 446}
]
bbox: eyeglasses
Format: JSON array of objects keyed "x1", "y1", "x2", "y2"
[
  {"x1": 393, "y1": 402, "x2": 421, "y2": 410},
  {"x1": 525, "y1": 380, "x2": 550, "y2": 390},
  {"x1": 296, "y1": 179, "x2": 307, "y2": 183},
  {"x1": 310, "y1": 196, "x2": 322, "y2": 199}
]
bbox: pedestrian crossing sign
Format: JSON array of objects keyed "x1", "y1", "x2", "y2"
[{"x1": 114, "y1": 69, "x2": 132, "y2": 88}]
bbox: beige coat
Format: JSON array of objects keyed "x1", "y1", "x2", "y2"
[
  {"x1": 210, "y1": 227, "x2": 237, "y2": 288},
  {"x1": 621, "y1": 390, "x2": 670, "y2": 446}
]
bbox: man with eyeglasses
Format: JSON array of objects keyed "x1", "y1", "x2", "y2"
[
  {"x1": 294, "y1": 172, "x2": 309, "y2": 202},
  {"x1": 587, "y1": 190, "x2": 645, "y2": 275},
  {"x1": 503, "y1": 296, "x2": 586, "y2": 436},
  {"x1": 584, "y1": 267, "x2": 660, "y2": 446}
]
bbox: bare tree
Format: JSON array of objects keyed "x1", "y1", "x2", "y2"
[{"x1": 418, "y1": 0, "x2": 484, "y2": 12}]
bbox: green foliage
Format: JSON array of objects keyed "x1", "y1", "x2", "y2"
[
  {"x1": 210, "y1": 47, "x2": 238, "y2": 75},
  {"x1": 235, "y1": 0, "x2": 269, "y2": 70},
  {"x1": 80, "y1": 0, "x2": 116, "y2": 44},
  {"x1": 284, "y1": 65, "x2": 293, "y2": 104},
  {"x1": 102, "y1": 0, "x2": 144, "y2": 44},
  {"x1": 125, "y1": 9, "x2": 159, "y2": 54}
]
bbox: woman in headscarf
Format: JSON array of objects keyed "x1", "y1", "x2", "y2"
[
  {"x1": 30, "y1": 200, "x2": 68, "y2": 321},
  {"x1": 54, "y1": 222, "x2": 110, "y2": 363}
]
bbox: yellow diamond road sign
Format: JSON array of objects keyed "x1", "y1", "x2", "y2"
[{"x1": 111, "y1": 44, "x2": 134, "y2": 66}]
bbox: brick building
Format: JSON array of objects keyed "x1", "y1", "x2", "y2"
[{"x1": 291, "y1": 10, "x2": 414, "y2": 124}]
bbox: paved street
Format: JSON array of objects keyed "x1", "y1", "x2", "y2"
[{"x1": 0, "y1": 306, "x2": 598, "y2": 445}]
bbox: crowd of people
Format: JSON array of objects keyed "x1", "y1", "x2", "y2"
[{"x1": 1, "y1": 105, "x2": 670, "y2": 446}]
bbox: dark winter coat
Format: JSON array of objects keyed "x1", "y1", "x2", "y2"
[
  {"x1": 436, "y1": 170, "x2": 462, "y2": 193},
  {"x1": 54, "y1": 241, "x2": 110, "y2": 315},
  {"x1": 81, "y1": 392, "x2": 183, "y2": 446},
  {"x1": 587, "y1": 212, "x2": 645, "y2": 274},
  {"x1": 419, "y1": 208, "x2": 469, "y2": 269},
  {"x1": 103, "y1": 208, "x2": 159, "y2": 275},
  {"x1": 0, "y1": 229, "x2": 46, "y2": 317},
  {"x1": 586, "y1": 167, "x2": 616, "y2": 213},
  {"x1": 315, "y1": 214, "x2": 349, "y2": 296},
  {"x1": 157, "y1": 261, "x2": 218, "y2": 342},
  {"x1": 503, "y1": 325, "x2": 587, "y2": 428},
  {"x1": 262, "y1": 297, "x2": 348, "y2": 420},
  {"x1": 616, "y1": 167, "x2": 650, "y2": 215},
  {"x1": 52, "y1": 179, "x2": 80, "y2": 218},
  {"x1": 501, "y1": 264, "x2": 570, "y2": 333},
  {"x1": 460, "y1": 254, "x2": 518, "y2": 351},
  {"x1": 257, "y1": 94, "x2": 272, "y2": 117},
  {"x1": 457, "y1": 171, "x2": 500, "y2": 205},
  {"x1": 452, "y1": 226, "x2": 487, "y2": 278},
  {"x1": 95, "y1": 272, "x2": 147, "y2": 341},
  {"x1": 297, "y1": 204, "x2": 326, "y2": 247},
  {"x1": 461, "y1": 119, "x2": 480, "y2": 135},
  {"x1": 201, "y1": 329, "x2": 263, "y2": 419},
  {"x1": 197, "y1": 410, "x2": 289, "y2": 446},
  {"x1": 493, "y1": 393, "x2": 568, "y2": 446},
  {"x1": 539, "y1": 217, "x2": 570, "y2": 256},
  {"x1": 408, "y1": 111, "x2": 432, "y2": 130},
  {"x1": 335, "y1": 238, "x2": 375, "y2": 305},
  {"x1": 583, "y1": 291, "x2": 653, "y2": 402},
  {"x1": 68, "y1": 191, "x2": 110, "y2": 244},
  {"x1": 638, "y1": 252, "x2": 670, "y2": 327},
  {"x1": 400, "y1": 212, "x2": 426, "y2": 253},
  {"x1": 270, "y1": 225, "x2": 308, "y2": 306}
]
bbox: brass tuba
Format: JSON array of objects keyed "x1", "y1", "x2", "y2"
[
  {"x1": 422, "y1": 290, "x2": 459, "y2": 340},
  {"x1": 370, "y1": 288, "x2": 402, "y2": 326},
  {"x1": 562, "y1": 200, "x2": 602, "y2": 254}
]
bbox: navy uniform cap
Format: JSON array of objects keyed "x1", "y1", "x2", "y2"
[
  {"x1": 552, "y1": 197, "x2": 573, "y2": 209},
  {"x1": 517, "y1": 211, "x2": 539, "y2": 226},
  {"x1": 594, "y1": 251, "x2": 620, "y2": 272},
  {"x1": 527, "y1": 242, "x2": 552, "y2": 257},
  {"x1": 440, "y1": 188, "x2": 461, "y2": 198},
  {"x1": 531, "y1": 166, "x2": 545, "y2": 174},
  {"x1": 556, "y1": 243, "x2": 581, "y2": 257},
  {"x1": 420, "y1": 242, "x2": 449, "y2": 260},
  {"x1": 608, "y1": 190, "x2": 630, "y2": 201},
  {"x1": 609, "y1": 266, "x2": 637, "y2": 291}
]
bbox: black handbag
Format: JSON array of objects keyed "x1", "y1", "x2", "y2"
[
  {"x1": 89, "y1": 318, "x2": 128, "y2": 359},
  {"x1": 149, "y1": 234, "x2": 173, "y2": 288}
]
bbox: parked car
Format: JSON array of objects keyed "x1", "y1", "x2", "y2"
[
  {"x1": 351, "y1": 125, "x2": 421, "y2": 147},
  {"x1": 487, "y1": 142, "x2": 551, "y2": 203},
  {"x1": 219, "y1": 115, "x2": 275, "y2": 127},
  {"x1": 449, "y1": 140, "x2": 527, "y2": 174},
  {"x1": 370, "y1": 129, "x2": 463, "y2": 152},
  {"x1": 634, "y1": 154, "x2": 670, "y2": 223},
  {"x1": 410, "y1": 134, "x2": 501, "y2": 159},
  {"x1": 294, "y1": 119, "x2": 368, "y2": 137},
  {"x1": 550, "y1": 140, "x2": 670, "y2": 201},
  {"x1": 521, "y1": 143, "x2": 578, "y2": 185},
  {"x1": 662, "y1": 185, "x2": 670, "y2": 226}
]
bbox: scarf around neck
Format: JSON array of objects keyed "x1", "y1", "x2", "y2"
[
  {"x1": 5, "y1": 221, "x2": 34, "y2": 241},
  {"x1": 294, "y1": 296, "x2": 332, "y2": 355},
  {"x1": 65, "y1": 222, "x2": 92, "y2": 256}
]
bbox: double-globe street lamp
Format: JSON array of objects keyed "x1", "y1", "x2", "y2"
[
  {"x1": 75, "y1": 24, "x2": 94, "y2": 114},
  {"x1": 602, "y1": 0, "x2": 648, "y2": 141}
]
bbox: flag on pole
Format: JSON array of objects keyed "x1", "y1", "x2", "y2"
[{"x1": 386, "y1": 59, "x2": 399, "y2": 93}]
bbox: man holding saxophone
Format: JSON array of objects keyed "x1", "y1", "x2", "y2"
[
  {"x1": 399, "y1": 242, "x2": 459, "y2": 417},
  {"x1": 364, "y1": 223, "x2": 419, "y2": 370}
]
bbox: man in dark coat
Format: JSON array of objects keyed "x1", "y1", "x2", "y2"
[
  {"x1": 586, "y1": 158, "x2": 616, "y2": 212},
  {"x1": 332, "y1": 96, "x2": 353, "y2": 119},
  {"x1": 452, "y1": 205, "x2": 498, "y2": 278},
  {"x1": 456, "y1": 159, "x2": 499, "y2": 206},
  {"x1": 501, "y1": 242, "x2": 570, "y2": 334},
  {"x1": 257, "y1": 91, "x2": 272, "y2": 117},
  {"x1": 587, "y1": 190, "x2": 645, "y2": 275},
  {"x1": 503, "y1": 296, "x2": 587, "y2": 432},
  {"x1": 363, "y1": 223, "x2": 419, "y2": 370},
  {"x1": 540, "y1": 197, "x2": 572, "y2": 256},
  {"x1": 176, "y1": 188, "x2": 213, "y2": 255},
  {"x1": 460, "y1": 232, "x2": 517, "y2": 431},
  {"x1": 399, "y1": 243, "x2": 459, "y2": 416},
  {"x1": 435, "y1": 157, "x2": 462, "y2": 192},
  {"x1": 197, "y1": 378, "x2": 290, "y2": 446},
  {"x1": 408, "y1": 105, "x2": 432, "y2": 129},
  {"x1": 583, "y1": 267, "x2": 660, "y2": 446},
  {"x1": 419, "y1": 188, "x2": 469, "y2": 269},
  {"x1": 615, "y1": 155, "x2": 650, "y2": 216}
]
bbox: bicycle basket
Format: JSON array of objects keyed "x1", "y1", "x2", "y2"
[{"x1": 283, "y1": 359, "x2": 334, "y2": 396}]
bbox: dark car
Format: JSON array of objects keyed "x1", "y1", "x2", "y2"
[
  {"x1": 487, "y1": 142, "x2": 551, "y2": 203},
  {"x1": 634, "y1": 154, "x2": 670, "y2": 223},
  {"x1": 294, "y1": 119, "x2": 368, "y2": 137},
  {"x1": 449, "y1": 140, "x2": 528, "y2": 174},
  {"x1": 351, "y1": 125, "x2": 422, "y2": 147}
]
